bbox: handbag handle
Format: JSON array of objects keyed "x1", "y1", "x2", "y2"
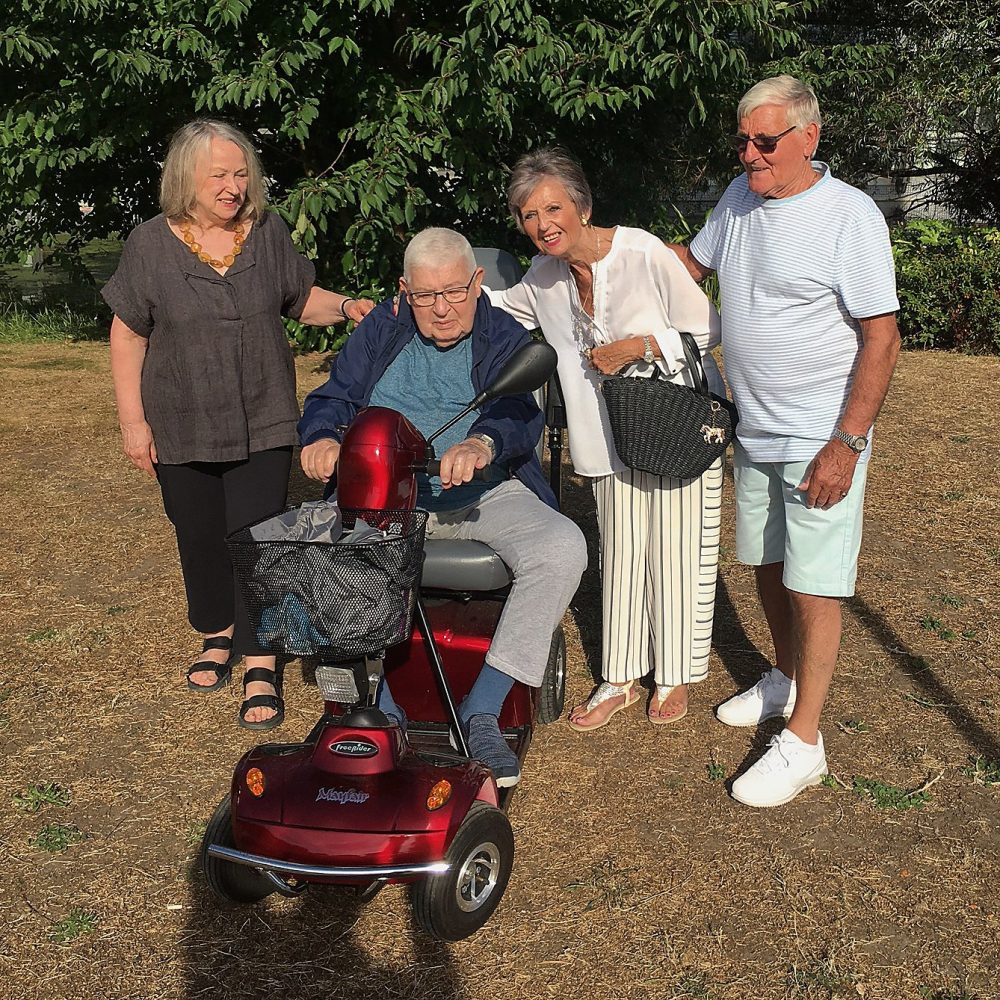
[
  {"x1": 616, "y1": 332, "x2": 709, "y2": 392},
  {"x1": 678, "y1": 332, "x2": 710, "y2": 396}
]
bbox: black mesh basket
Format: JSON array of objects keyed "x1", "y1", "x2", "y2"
[{"x1": 227, "y1": 508, "x2": 428, "y2": 658}]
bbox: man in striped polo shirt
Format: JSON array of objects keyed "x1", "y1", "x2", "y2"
[{"x1": 671, "y1": 75, "x2": 901, "y2": 808}]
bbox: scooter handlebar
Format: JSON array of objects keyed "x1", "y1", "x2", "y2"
[{"x1": 423, "y1": 460, "x2": 500, "y2": 482}]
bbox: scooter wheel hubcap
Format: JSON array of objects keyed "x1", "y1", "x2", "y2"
[{"x1": 455, "y1": 841, "x2": 501, "y2": 912}]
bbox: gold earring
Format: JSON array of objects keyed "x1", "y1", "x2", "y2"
[{"x1": 581, "y1": 216, "x2": 589, "y2": 226}]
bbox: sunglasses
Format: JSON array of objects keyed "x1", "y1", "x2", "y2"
[
  {"x1": 405, "y1": 271, "x2": 479, "y2": 308},
  {"x1": 729, "y1": 125, "x2": 797, "y2": 154}
]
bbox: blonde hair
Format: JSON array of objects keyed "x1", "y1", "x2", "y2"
[
  {"x1": 159, "y1": 120, "x2": 267, "y2": 223},
  {"x1": 737, "y1": 75, "x2": 822, "y2": 130}
]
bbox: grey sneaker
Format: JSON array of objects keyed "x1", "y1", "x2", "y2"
[
  {"x1": 464, "y1": 714, "x2": 521, "y2": 788},
  {"x1": 716, "y1": 667, "x2": 796, "y2": 728}
]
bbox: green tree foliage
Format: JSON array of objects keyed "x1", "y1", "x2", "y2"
[
  {"x1": 792, "y1": 1, "x2": 1000, "y2": 223},
  {"x1": 891, "y1": 220, "x2": 1000, "y2": 353},
  {"x1": 2, "y1": 0, "x2": 900, "y2": 348}
]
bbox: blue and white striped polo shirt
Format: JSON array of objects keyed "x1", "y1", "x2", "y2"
[{"x1": 690, "y1": 164, "x2": 899, "y2": 463}]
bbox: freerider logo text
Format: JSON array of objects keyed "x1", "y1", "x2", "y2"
[{"x1": 315, "y1": 787, "x2": 370, "y2": 804}]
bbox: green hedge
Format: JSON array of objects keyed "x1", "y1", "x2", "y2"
[{"x1": 891, "y1": 220, "x2": 1000, "y2": 354}]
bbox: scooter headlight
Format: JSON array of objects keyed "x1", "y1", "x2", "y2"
[
  {"x1": 246, "y1": 767, "x2": 265, "y2": 797},
  {"x1": 426, "y1": 780, "x2": 452, "y2": 811},
  {"x1": 316, "y1": 664, "x2": 361, "y2": 703}
]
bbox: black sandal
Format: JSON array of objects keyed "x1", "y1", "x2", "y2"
[
  {"x1": 186, "y1": 636, "x2": 235, "y2": 692},
  {"x1": 238, "y1": 667, "x2": 285, "y2": 731}
]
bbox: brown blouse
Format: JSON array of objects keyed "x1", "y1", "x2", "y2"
[{"x1": 102, "y1": 211, "x2": 315, "y2": 464}]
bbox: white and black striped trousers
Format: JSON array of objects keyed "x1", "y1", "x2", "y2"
[{"x1": 591, "y1": 458, "x2": 723, "y2": 687}]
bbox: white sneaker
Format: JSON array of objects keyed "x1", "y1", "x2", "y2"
[
  {"x1": 716, "y1": 667, "x2": 796, "y2": 727},
  {"x1": 730, "y1": 729, "x2": 827, "y2": 808}
]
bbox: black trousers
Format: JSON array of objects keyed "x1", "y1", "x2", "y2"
[{"x1": 157, "y1": 447, "x2": 292, "y2": 656}]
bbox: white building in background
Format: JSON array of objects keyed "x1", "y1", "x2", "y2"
[
  {"x1": 681, "y1": 169, "x2": 956, "y2": 225},
  {"x1": 866, "y1": 174, "x2": 956, "y2": 221}
]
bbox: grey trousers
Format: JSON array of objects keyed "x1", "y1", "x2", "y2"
[{"x1": 425, "y1": 480, "x2": 588, "y2": 686}]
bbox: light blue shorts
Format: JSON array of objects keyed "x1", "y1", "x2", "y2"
[{"x1": 732, "y1": 442, "x2": 868, "y2": 597}]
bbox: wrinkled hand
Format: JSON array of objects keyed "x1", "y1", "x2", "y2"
[
  {"x1": 300, "y1": 438, "x2": 341, "y2": 482},
  {"x1": 798, "y1": 441, "x2": 858, "y2": 509},
  {"x1": 589, "y1": 341, "x2": 640, "y2": 376},
  {"x1": 345, "y1": 298, "x2": 376, "y2": 324},
  {"x1": 120, "y1": 420, "x2": 157, "y2": 477},
  {"x1": 439, "y1": 438, "x2": 492, "y2": 488}
]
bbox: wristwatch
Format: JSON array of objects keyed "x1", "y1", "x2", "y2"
[
  {"x1": 642, "y1": 336, "x2": 655, "y2": 364},
  {"x1": 469, "y1": 432, "x2": 497, "y2": 459},
  {"x1": 832, "y1": 428, "x2": 868, "y2": 453}
]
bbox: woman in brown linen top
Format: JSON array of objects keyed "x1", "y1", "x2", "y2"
[{"x1": 104, "y1": 119, "x2": 374, "y2": 731}]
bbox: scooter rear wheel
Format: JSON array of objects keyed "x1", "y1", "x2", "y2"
[
  {"x1": 536, "y1": 625, "x2": 566, "y2": 725},
  {"x1": 411, "y1": 802, "x2": 514, "y2": 941},
  {"x1": 200, "y1": 796, "x2": 275, "y2": 904}
]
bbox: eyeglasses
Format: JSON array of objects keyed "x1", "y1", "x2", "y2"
[
  {"x1": 405, "y1": 271, "x2": 479, "y2": 308},
  {"x1": 729, "y1": 125, "x2": 797, "y2": 154}
]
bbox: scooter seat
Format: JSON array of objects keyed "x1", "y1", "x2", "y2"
[{"x1": 421, "y1": 539, "x2": 512, "y2": 591}]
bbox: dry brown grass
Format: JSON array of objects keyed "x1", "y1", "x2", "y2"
[{"x1": 0, "y1": 344, "x2": 997, "y2": 1000}]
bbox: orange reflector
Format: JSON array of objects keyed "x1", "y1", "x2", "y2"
[
  {"x1": 426, "y1": 780, "x2": 452, "y2": 811},
  {"x1": 246, "y1": 767, "x2": 265, "y2": 797}
]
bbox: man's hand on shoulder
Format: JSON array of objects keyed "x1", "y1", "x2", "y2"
[
  {"x1": 798, "y1": 440, "x2": 859, "y2": 509},
  {"x1": 439, "y1": 437, "x2": 492, "y2": 488},
  {"x1": 300, "y1": 438, "x2": 341, "y2": 482}
]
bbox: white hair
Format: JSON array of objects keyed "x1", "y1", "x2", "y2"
[
  {"x1": 403, "y1": 228, "x2": 476, "y2": 282},
  {"x1": 737, "y1": 74, "x2": 822, "y2": 130}
]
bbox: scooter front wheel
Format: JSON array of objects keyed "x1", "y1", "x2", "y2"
[
  {"x1": 410, "y1": 802, "x2": 514, "y2": 941},
  {"x1": 200, "y1": 796, "x2": 275, "y2": 904}
]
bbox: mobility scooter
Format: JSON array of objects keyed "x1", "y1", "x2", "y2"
[{"x1": 200, "y1": 261, "x2": 569, "y2": 941}]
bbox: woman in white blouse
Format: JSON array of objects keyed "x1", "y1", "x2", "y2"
[{"x1": 490, "y1": 147, "x2": 726, "y2": 731}]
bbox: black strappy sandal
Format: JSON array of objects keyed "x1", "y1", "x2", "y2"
[
  {"x1": 186, "y1": 635, "x2": 236, "y2": 692},
  {"x1": 238, "y1": 666, "x2": 285, "y2": 731}
]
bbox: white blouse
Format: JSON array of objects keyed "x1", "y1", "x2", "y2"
[{"x1": 489, "y1": 226, "x2": 723, "y2": 477}]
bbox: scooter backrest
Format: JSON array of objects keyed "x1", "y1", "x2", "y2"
[{"x1": 472, "y1": 246, "x2": 523, "y2": 291}]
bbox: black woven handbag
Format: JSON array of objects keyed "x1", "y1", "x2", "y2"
[{"x1": 601, "y1": 333, "x2": 738, "y2": 479}]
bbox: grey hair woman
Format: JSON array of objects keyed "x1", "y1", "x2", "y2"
[{"x1": 489, "y1": 146, "x2": 729, "y2": 731}]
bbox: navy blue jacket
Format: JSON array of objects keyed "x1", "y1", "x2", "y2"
[{"x1": 298, "y1": 294, "x2": 557, "y2": 509}]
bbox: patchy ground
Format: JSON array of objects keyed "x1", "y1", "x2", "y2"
[{"x1": 0, "y1": 343, "x2": 997, "y2": 1000}]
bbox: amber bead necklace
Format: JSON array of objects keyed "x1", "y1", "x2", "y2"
[{"x1": 179, "y1": 220, "x2": 245, "y2": 268}]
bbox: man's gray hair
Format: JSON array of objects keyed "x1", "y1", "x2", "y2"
[
  {"x1": 737, "y1": 74, "x2": 822, "y2": 131},
  {"x1": 507, "y1": 147, "x2": 593, "y2": 232},
  {"x1": 403, "y1": 228, "x2": 477, "y2": 283}
]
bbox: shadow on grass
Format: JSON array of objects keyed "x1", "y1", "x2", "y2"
[
  {"x1": 847, "y1": 593, "x2": 1000, "y2": 762},
  {"x1": 560, "y1": 468, "x2": 603, "y2": 685},
  {"x1": 182, "y1": 852, "x2": 464, "y2": 1000}
]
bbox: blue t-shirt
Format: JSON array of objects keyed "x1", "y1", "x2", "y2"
[{"x1": 369, "y1": 332, "x2": 501, "y2": 511}]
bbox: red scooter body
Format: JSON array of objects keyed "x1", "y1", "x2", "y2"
[
  {"x1": 336, "y1": 407, "x2": 535, "y2": 731},
  {"x1": 228, "y1": 724, "x2": 497, "y2": 885},
  {"x1": 336, "y1": 406, "x2": 426, "y2": 511},
  {"x1": 204, "y1": 337, "x2": 563, "y2": 941}
]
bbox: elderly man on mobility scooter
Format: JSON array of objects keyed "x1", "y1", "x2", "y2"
[{"x1": 297, "y1": 227, "x2": 588, "y2": 788}]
